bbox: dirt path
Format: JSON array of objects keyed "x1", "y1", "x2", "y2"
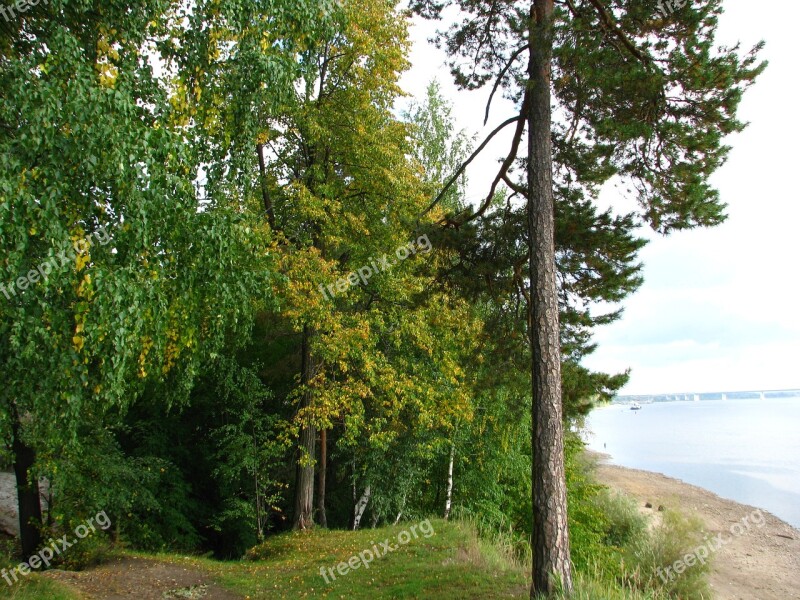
[
  {"x1": 43, "y1": 556, "x2": 242, "y2": 600},
  {"x1": 594, "y1": 459, "x2": 800, "y2": 600}
]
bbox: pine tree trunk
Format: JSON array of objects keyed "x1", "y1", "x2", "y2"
[
  {"x1": 293, "y1": 325, "x2": 316, "y2": 530},
  {"x1": 11, "y1": 414, "x2": 42, "y2": 558},
  {"x1": 444, "y1": 441, "x2": 455, "y2": 520},
  {"x1": 317, "y1": 428, "x2": 328, "y2": 528},
  {"x1": 527, "y1": 0, "x2": 573, "y2": 595}
]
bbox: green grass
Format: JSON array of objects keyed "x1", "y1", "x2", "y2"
[
  {"x1": 0, "y1": 578, "x2": 81, "y2": 600},
  {"x1": 0, "y1": 515, "x2": 710, "y2": 599},
  {"x1": 168, "y1": 519, "x2": 529, "y2": 599},
  {"x1": 553, "y1": 570, "x2": 674, "y2": 600}
]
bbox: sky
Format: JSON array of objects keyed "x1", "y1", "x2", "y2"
[{"x1": 398, "y1": 2, "x2": 800, "y2": 395}]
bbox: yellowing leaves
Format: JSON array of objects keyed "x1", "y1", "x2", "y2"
[
  {"x1": 75, "y1": 252, "x2": 90, "y2": 272},
  {"x1": 138, "y1": 336, "x2": 154, "y2": 379},
  {"x1": 77, "y1": 273, "x2": 93, "y2": 301},
  {"x1": 72, "y1": 334, "x2": 85, "y2": 352},
  {"x1": 95, "y1": 38, "x2": 120, "y2": 88}
]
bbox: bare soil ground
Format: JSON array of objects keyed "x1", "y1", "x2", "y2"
[
  {"x1": 43, "y1": 556, "x2": 242, "y2": 600},
  {"x1": 594, "y1": 458, "x2": 800, "y2": 600}
]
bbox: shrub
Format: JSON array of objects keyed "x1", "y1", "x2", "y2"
[
  {"x1": 596, "y1": 490, "x2": 648, "y2": 549},
  {"x1": 624, "y1": 508, "x2": 712, "y2": 600}
]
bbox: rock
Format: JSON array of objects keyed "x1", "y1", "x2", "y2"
[{"x1": 0, "y1": 471, "x2": 50, "y2": 537}]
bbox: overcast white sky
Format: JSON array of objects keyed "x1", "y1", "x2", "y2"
[{"x1": 398, "y1": 2, "x2": 800, "y2": 395}]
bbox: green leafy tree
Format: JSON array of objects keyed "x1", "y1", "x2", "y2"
[
  {"x1": 252, "y1": 0, "x2": 460, "y2": 530},
  {"x1": 0, "y1": 0, "x2": 332, "y2": 557},
  {"x1": 405, "y1": 80, "x2": 473, "y2": 212},
  {"x1": 208, "y1": 358, "x2": 286, "y2": 549}
]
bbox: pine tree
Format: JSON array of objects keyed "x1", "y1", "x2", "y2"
[{"x1": 410, "y1": 0, "x2": 764, "y2": 595}]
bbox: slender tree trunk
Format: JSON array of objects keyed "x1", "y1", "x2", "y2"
[
  {"x1": 254, "y1": 431, "x2": 264, "y2": 541},
  {"x1": 293, "y1": 325, "x2": 316, "y2": 530},
  {"x1": 317, "y1": 428, "x2": 328, "y2": 528},
  {"x1": 352, "y1": 486, "x2": 371, "y2": 530},
  {"x1": 527, "y1": 0, "x2": 573, "y2": 596},
  {"x1": 444, "y1": 441, "x2": 455, "y2": 520},
  {"x1": 11, "y1": 414, "x2": 42, "y2": 558},
  {"x1": 45, "y1": 483, "x2": 53, "y2": 528},
  {"x1": 394, "y1": 492, "x2": 406, "y2": 525},
  {"x1": 256, "y1": 143, "x2": 275, "y2": 229}
]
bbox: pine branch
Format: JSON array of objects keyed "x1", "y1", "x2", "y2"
[
  {"x1": 484, "y1": 44, "x2": 529, "y2": 126},
  {"x1": 421, "y1": 113, "x2": 523, "y2": 217},
  {"x1": 583, "y1": 0, "x2": 654, "y2": 69}
]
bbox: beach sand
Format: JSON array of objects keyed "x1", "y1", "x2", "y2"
[{"x1": 591, "y1": 455, "x2": 800, "y2": 599}]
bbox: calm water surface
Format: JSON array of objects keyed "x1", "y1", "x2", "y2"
[{"x1": 583, "y1": 398, "x2": 800, "y2": 529}]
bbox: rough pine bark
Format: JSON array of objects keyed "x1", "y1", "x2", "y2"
[
  {"x1": 293, "y1": 325, "x2": 316, "y2": 530},
  {"x1": 527, "y1": 0, "x2": 573, "y2": 595}
]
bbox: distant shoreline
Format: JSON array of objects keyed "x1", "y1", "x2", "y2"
[
  {"x1": 588, "y1": 451, "x2": 800, "y2": 600},
  {"x1": 613, "y1": 390, "x2": 800, "y2": 402}
]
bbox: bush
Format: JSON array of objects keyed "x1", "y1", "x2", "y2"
[
  {"x1": 565, "y1": 435, "x2": 631, "y2": 578},
  {"x1": 624, "y1": 508, "x2": 712, "y2": 600},
  {"x1": 42, "y1": 427, "x2": 201, "y2": 554},
  {"x1": 596, "y1": 490, "x2": 648, "y2": 549},
  {"x1": 46, "y1": 523, "x2": 113, "y2": 572}
]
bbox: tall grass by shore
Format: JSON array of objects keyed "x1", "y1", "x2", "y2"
[{"x1": 455, "y1": 450, "x2": 711, "y2": 600}]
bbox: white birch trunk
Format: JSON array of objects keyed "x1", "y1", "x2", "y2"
[
  {"x1": 444, "y1": 441, "x2": 455, "y2": 520},
  {"x1": 352, "y1": 485, "x2": 371, "y2": 530}
]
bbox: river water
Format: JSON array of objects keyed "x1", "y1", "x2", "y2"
[{"x1": 583, "y1": 397, "x2": 800, "y2": 529}]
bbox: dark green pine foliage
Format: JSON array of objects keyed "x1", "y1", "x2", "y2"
[{"x1": 412, "y1": 0, "x2": 764, "y2": 232}]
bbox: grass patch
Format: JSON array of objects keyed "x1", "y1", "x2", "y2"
[
  {"x1": 0, "y1": 509, "x2": 711, "y2": 599},
  {"x1": 0, "y1": 537, "x2": 80, "y2": 600},
  {"x1": 554, "y1": 570, "x2": 672, "y2": 599},
  {"x1": 80, "y1": 520, "x2": 528, "y2": 598},
  {"x1": 216, "y1": 519, "x2": 529, "y2": 599},
  {"x1": 0, "y1": 578, "x2": 81, "y2": 600}
]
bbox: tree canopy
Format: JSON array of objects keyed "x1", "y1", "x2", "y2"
[{"x1": 0, "y1": 1, "x2": 763, "y2": 597}]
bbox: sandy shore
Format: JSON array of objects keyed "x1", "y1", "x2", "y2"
[{"x1": 590, "y1": 455, "x2": 800, "y2": 600}]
